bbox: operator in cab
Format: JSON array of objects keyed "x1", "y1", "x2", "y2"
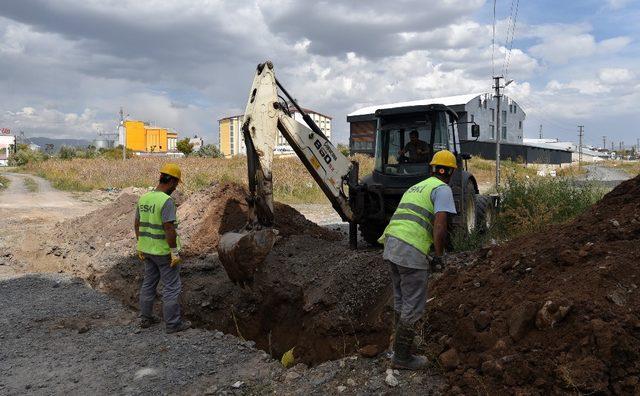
[
  {"x1": 398, "y1": 130, "x2": 428, "y2": 163},
  {"x1": 135, "y1": 163, "x2": 191, "y2": 334},
  {"x1": 378, "y1": 150, "x2": 458, "y2": 370}
]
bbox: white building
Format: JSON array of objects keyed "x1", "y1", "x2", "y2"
[
  {"x1": 218, "y1": 106, "x2": 332, "y2": 158},
  {"x1": 0, "y1": 135, "x2": 16, "y2": 166},
  {"x1": 189, "y1": 135, "x2": 204, "y2": 152}
]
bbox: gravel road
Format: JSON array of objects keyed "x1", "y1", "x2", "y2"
[
  {"x1": 0, "y1": 273, "x2": 442, "y2": 395},
  {"x1": 577, "y1": 164, "x2": 631, "y2": 188}
]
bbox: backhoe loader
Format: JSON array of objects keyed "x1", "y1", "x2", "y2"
[{"x1": 218, "y1": 61, "x2": 496, "y2": 286}]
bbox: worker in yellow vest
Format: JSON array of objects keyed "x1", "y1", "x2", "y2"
[
  {"x1": 378, "y1": 150, "x2": 458, "y2": 370},
  {"x1": 134, "y1": 163, "x2": 191, "y2": 334}
]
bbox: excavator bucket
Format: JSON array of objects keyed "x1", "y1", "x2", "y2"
[{"x1": 217, "y1": 228, "x2": 279, "y2": 287}]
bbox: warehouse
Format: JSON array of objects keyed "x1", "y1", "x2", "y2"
[{"x1": 347, "y1": 93, "x2": 571, "y2": 164}]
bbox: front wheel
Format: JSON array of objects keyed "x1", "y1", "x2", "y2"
[{"x1": 360, "y1": 222, "x2": 385, "y2": 247}]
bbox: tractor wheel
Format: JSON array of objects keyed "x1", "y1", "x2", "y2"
[
  {"x1": 360, "y1": 222, "x2": 385, "y2": 247},
  {"x1": 475, "y1": 195, "x2": 495, "y2": 233}
]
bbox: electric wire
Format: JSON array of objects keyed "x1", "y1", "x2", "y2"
[
  {"x1": 491, "y1": 0, "x2": 497, "y2": 77},
  {"x1": 503, "y1": 0, "x2": 520, "y2": 80}
]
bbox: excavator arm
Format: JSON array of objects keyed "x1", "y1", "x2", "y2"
[
  {"x1": 218, "y1": 61, "x2": 359, "y2": 286},
  {"x1": 242, "y1": 61, "x2": 355, "y2": 224}
]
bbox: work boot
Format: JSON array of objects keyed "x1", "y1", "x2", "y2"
[
  {"x1": 385, "y1": 312, "x2": 402, "y2": 359},
  {"x1": 139, "y1": 315, "x2": 161, "y2": 329},
  {"x1": 391, "y1": 322, "x2": 428, "y2": 370},
  {"x1": 166, "y1": 320, "x2": 192, "y2": 334}
]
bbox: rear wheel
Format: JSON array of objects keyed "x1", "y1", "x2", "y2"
[
  {"x1": 475, "y1": 195, "x2": 495, "y2": 233},
  {"x1": 360, "y1": 222, "x2": 385, "y2": 247},
  {"x1": 449, "y1": 178, "x2": 477, "y2": 249}
]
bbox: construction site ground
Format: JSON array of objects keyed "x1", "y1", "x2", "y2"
[
  {"x1": 0, "y1": 173, "x2": 442, "y2": 395},
  {"x1": 2, "y1": 166, "x2": 639, "y2": 395}
]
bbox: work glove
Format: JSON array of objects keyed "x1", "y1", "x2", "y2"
[
  {"x1": 430, "y1": 255, "x2": 445, "y2": 272},
  {"x1": 137, "y1": 251, "x2": 145, "y2": 261},
  {"x1": 170, "y1": 247, "x2": 182, "y2": 268}
]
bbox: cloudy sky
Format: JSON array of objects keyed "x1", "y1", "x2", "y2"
[{"x1": 1, "y1": 0, "x2": 639, "y2": 148}]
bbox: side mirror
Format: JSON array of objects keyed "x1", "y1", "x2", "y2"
[
  {"x1": 471, "y1": 124, "x2": 480, "y2": 138},
  {"x1": 461, "y1": 153, "x2": 472, "y2": 160}
]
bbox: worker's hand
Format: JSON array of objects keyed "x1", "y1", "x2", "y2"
[
  {"x1": 137, "y1": 251, "x2": 145, "y2": 261},
  {"x1": 170, "y1": 248, "x2": 182, "y2": 268},
  {"x1": 398, "y1": 149, "x2": 405, "y2": 156}
]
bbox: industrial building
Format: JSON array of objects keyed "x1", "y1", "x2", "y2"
[
  {"x1": 347, "y1": 93, "x2": 571, "y2": 165},
  {"x1": 218, "y1": 106, "x2": 332, "y2": 158},
  {"x1": 119, "y1": 120, "x2": 178, "y2": 153}
]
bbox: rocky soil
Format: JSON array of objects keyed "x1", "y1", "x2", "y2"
[{"x1": 422, "y1": 174, "x2": 640, "y2": 394}]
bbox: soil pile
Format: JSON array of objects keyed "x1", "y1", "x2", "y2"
[
  {"x1": 179, "y1": 183, "x2": 340, "y2": 257},
  {"x1": 54, "y1": 183, "x2": 340, "y2": 271},
  {"x1": 424, "y1": 175, "x2": 640, "y2": 394}
]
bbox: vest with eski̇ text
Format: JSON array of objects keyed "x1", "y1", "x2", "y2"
[
  {"x1": 136, "y1": 191, "x2": 180, "y2": 255},
  {"x1": 377, "y1": 176, "x2": 445, "y2": 256}
]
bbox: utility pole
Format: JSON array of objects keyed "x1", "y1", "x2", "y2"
[
  {"x1": 120, "y1": 107, "x2": 126, "y2": 161},
  {"x1": 578, "y1": 125, "x2": 584, "y2": 169},
  {"x1": 602, "y1": 136, "x2": 606, "y2": 151},
  {"x1": 539, "y1": 124, "x2": 543, "y2": 139},
  {"x1": 493, "y1": 76, "x2": 513, "y2": 189},
  {"x1": 611, "y1": 141, "x2": 614, "y2": 152}
]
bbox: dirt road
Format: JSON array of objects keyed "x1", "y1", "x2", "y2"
[{"x1": 0, "y1": 173, "x2": 96, "y2": 277}]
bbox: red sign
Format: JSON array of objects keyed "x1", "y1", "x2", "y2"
[{"x1": 0, "y1": 128, "x2": 10, "y2": 135}]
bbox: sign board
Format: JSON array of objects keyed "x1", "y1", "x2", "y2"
[{"x1": 0, "y1": 128, "x2": 11, "y2": 135}]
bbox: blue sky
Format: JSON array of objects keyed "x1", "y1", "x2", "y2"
[{"x1": 0, "y1": 0, "x2": 638, "y2": 149}]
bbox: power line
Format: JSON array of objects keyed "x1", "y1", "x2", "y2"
[
  {"x1": 503, "y1": 0, "x2": 520, "y2": 80},
  {"x1": 491, "y1": 0, "x2": 497, "y2": 77}
]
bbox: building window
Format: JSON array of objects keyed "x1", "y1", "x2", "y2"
[
  {"x1": 502, "y1": 126, "x2": 507, "y2": 140},
  {"x1": 491, "y1": 125, "x2": 495, "y2": 139},
  {"x1": 470, "y1": 114, "x2": 475, "y2": 123},
  {"x1": 502, "y1": 110, "x2": 507, "y2": 122},
  {"x1": 519, "y1": 121, "x2": 522, "y2": 129},
  {"x1": 483, "y1": 99, "x2": 487, "y2": 109},
  {"x1": 478, "y1": 98, "x2": 482, "y2": 108},
  {"x1": 490, "y1": 108, "x2": 495, "y2": 121}
]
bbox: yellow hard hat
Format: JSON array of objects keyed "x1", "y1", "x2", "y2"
[
  {"x1": 430, "y1": 150, "x2": 457, "y2": 169},
  {"x1": 160, "y1": 163, "x2": 182, "y2": 180}
]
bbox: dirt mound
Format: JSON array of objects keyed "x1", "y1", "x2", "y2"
[
  {"x1": 179, "y1": 183, "x2": 340, "y2": 257},
  {"x1": 54, "y1": 183, "x2": 340, "y2": 272},
  {"x1": 424, "y1": 175, "x2": 640, "y2": 394}
]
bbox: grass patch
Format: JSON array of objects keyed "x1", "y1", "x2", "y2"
[
  {"x1": 24, "y1": 155, "x2": 377, "y2": 204},
  {"x1": 452, "y1": 175, "x2": 606, "y2": 252},
  {"x1": 602, "y1": 160, "x2": 640, "y2": 176},
  {"x1": 23, "y1": 177, "x2": 39, "y2": 193},
  {"x1": 0, "y1": 175, "x2": 9, "y2": 190}
]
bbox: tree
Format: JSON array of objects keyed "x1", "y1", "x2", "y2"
[
  {"x1": 176, "y1": 138, "x2": 194, "y2": 156},
  {"x1": 58, "y1": 146, "x2": 77, "y2": 160},
  {"x1": 194, "y1": 144, "x2": 223, "y2": 158},
  {"x1": 337, "y1": 143, "x2": 350, "y2": 157}
]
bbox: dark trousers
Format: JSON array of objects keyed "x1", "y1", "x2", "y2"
[
  {"x1": 387, "y1": 260, "x2": 429, "y2": 325},
  {"x1": 139, "y1": 254, "x2": 182, "y2": 327}
]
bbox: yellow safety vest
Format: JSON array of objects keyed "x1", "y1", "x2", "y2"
[
  {"x1": 137, "y1": 191, "x2": 180, "y2": 255},
  {"x1": 378, "y1": 176, "x2": 445, "y2": 256}
]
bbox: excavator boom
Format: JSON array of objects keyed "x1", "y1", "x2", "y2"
[{"x1": 218, "y1": 61, "x2": 357, "y2": 286}]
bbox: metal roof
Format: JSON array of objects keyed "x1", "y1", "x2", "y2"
[{"x1": 347, "y1": 93, "x2": 485, "y2": 118}]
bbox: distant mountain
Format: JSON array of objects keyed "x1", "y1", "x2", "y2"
[{"x1": 28, "y1": 137, "x2": 93, "y2": 151}]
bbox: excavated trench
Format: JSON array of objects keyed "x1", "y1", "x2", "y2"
[
  {"x1": 95, "y1": 236, "x2": 394, "y2": 364},
  {"x1": 71, "y1": 185, "x2": 395, "y2": 364}
]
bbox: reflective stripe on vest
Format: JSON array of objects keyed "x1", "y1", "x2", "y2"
[
  {"x1": 378, "y1": 176, "x2": 445, "y2": 256},
  {"x1": 136, "y1": 191, "x2": 180, "y2": 255}
]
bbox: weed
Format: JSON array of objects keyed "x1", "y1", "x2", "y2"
[
  {"x1": 0, "y1": 175, "x2": 9, "y2": 190},
  {"x1": 23, "y1": 177, "x2": 39, "y2": 193}
]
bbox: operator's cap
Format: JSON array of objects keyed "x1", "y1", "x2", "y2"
[
  {"x1": 430, "y1": 150, "x2": 457, "y2": 169},
  {"x1": 160, "y1": 163, "x2": 182, "y2": 181}
]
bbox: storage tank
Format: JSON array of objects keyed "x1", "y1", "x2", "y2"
[{"x1": 93, "y1": 139, "x2": 115, "y2": 149}]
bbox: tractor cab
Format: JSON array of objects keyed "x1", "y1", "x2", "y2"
[{"x1": 373, "y1": 104, "x2": 460, "y2": 178}]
